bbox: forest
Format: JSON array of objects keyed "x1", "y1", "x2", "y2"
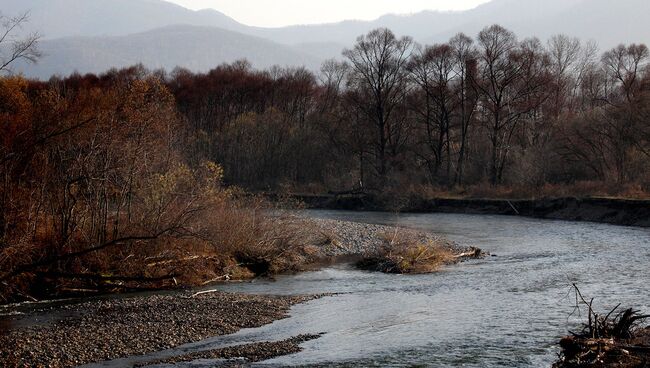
[
  {"x1": 170, "y1": 25, "x2": 649, "y2": 196},
  {"x1": 1, "y1": 23, "x2": 649, "y2": 301}
]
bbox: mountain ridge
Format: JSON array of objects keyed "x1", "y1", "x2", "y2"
[
  {"x1": 6, "y1": 0, "x2": 650, "y2": 79},
  {"x1": 15, "y1": 24, "x2": 322, "y2": 79}
]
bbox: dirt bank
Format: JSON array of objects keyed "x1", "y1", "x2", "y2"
[{"x1": 296, "y1": 194, "x2": 650, "y2": 227}]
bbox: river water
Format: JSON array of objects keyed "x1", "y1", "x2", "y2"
[{"x1": 99, "y1": 211, "x2": 650, "y2": 367}]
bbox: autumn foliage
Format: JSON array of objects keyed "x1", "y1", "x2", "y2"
[{"x1": 0, "y1": 67, "x2": 319, "y2": 302}]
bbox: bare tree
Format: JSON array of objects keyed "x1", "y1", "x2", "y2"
[
  {"x1": 408, "y1": 43, "x2": 456, "y2": 184},
  {"x1": 602, "y1": 44, "x2": 649, "y2": 104},
  {"x1": 0, "y1": 12, "x2": 41, "y2": 74},
  {"x1": 449, "y1": 33, "x2": 478, "y2": 185},
  {"x1": 474, "y1": 25, "x2": 551, "y2": 185},
  {"x1": 343, "y1": 28, "x2": 413, "y2": 185},
  {"x1": 600, "y1": 43, "x2": 650, "y2": 182}
]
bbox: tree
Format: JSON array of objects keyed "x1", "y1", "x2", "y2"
[
  {"x1": 599, "y1": 43, "x2": 649, "y2": 182},
  {"x1": 449, "y1": 33, "x2": 479, "y2": 186},
  {"x1": 0, "y1": 12, "x2": 41, "y2": 74},
  {"x1": 474, "y1": 25, "x2": 551, "y2": 185},
  {"x1": 408, "y1": 43, "x2": 456, "y2": 184},
  {"x1": 343, "y1": 28, "x2": 413, "y2": 185}
]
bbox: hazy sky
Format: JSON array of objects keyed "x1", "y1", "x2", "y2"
[{"x1": 166, "y1": 0, "x2": 491, "y2": 27}]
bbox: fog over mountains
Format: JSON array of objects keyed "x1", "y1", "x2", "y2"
[{"x1": 5, "y1": 0, "x2": 650, "y2": 79}]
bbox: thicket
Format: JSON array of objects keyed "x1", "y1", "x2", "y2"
[
  {"x1": 166, "y1": 27, "x2": 650, "y2": 197},
  {"x1": 0, "y1": 71, "x2": 325, "y2": 302}
]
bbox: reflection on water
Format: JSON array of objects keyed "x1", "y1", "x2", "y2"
[{"x1": 94, "y1": 211, "x2": 650, "y2": 367}]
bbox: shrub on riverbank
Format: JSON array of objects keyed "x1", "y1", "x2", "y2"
[
  {"x1": 0, "y1": 76, "x2": 324, "y2": 303},
  {"x1": 357, "y1": 231, "x2": 456, "y2": 274},
  {"x1": 0, "y1": 156, "x2": 323, "y2": 302}
]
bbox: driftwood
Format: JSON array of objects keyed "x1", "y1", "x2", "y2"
[
  {"x1": 146, "y1": 255, "x2": 220, "y2": 268},
  {"x1": 554, "y1": 285, "x2": 650, "y2": 368},
  {"x1": 454, "y1": 247, "x2": 484, "y2": 259},
  {"x1": 201, "y1": 275, "x2": 231, "y2": 285},
  {"x1": 35, "y1": 271, "x2": 179, "y2": 283},
  {"x1": 185, "y1": 289, "x2": 221, "y2": 299}
]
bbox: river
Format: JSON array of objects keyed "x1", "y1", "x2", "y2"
[{"x1": 80, "y1": 210, "x2": 650, "y2": 367}]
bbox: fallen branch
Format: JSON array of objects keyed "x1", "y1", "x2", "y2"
[
  {"x1": 201, "y1": 275, "x2": 231, "y2": 285},
  {"x1": 35, "y1": 271, "x2": 180, "y2": 283},
  {"x1": 185, "y1": 289, "x2": 222, "y2": 299}
]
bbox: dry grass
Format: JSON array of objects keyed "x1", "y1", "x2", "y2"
[
  {"x1": 0, "y1": 190, "x2": 327, "y2": 302},
  {"x1": 357, "y1": 230, "x2": 455, "y2": 274}
]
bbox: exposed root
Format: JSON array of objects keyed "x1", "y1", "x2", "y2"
[{"x1": 554, "y1": 285, "x2": 650, "y2": 368}]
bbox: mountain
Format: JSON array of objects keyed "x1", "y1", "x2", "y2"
[
  {"x1": 0, "y1": 0, "x2": 245, "y2": 39},
  {"x1": 7, "y1": 0, "x2": 650, "y2": 79},
  {"x1": 8, "y1": 0, "x2": 650, "y2": 46},
  {"x1": 424, "y1": 0, "x2": 650, "y2": 47},
  {"x1": 248, "y1": 0, "x2": 650, "y2": 48},
  {"x1": 15, "y1": 25, "x2": 322, "y2": 79}
]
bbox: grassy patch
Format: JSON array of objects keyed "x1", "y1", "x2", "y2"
[{"x1": 357, "y1": 230, "x2": 456, "y2": 274}]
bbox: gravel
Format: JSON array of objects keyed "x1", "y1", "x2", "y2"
[
  {"x1": 0, "y1": 292, "x2": 319, "y2": 368},
  {"x1": 137, "y1": 334, "x2": 322, "y2": 367},
  {"x1": 307, "y1": 217, "x2": 459, "y2": 256}
]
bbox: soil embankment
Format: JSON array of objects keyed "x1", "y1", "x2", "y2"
[{"x1": 296, "y1": 194, "x2": 650, "y2": 227}]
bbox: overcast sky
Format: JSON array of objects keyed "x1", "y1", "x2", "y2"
[{"x1": 166, "y1": 0, "x2": 491, "y2": 27}]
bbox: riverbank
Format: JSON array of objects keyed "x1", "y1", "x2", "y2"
[
  {"x1": 0, "y1": 217, "x2": 468, "y2": 367},
  {"x1": 294, "y1": 194, "x2": 650, "y2": 227},
  {"x1": 0, "y1": 292, "x2": 320, "y2": 368}
]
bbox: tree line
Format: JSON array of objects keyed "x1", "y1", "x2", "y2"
[{"x1": 168, "y1": 25, "x2": 650, "y2": 194}]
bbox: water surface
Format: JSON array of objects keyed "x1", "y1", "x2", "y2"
[{"x1": 98, "y1": 211, "x2": 650, "y2": 367}]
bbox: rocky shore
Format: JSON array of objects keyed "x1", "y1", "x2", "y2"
[
  {"x1": 307, "y1": 217, "x2": 459, "y2": 257},
  {"x1": 136, "y1": 334, "x2": 322, "y2": 367},
  {"x1": 0, "y1": 292, "x2": 319, "y2": 368}
]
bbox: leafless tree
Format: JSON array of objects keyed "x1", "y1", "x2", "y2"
[
  {"x1": 474, "y1": 25, "x2": 551, "y2": 185},
  {"x1": 0, "y1": 11, "x2": 41, "y2": 74},
  {"x1": 408, "y1": 43, "x2": 456, "y2": 183},
  {"x1": 344, "y1": 28, "x2": 414, "y2": 185},
  {"x1": 449, "y1": 33, "x2": 478, "y2": 185}
]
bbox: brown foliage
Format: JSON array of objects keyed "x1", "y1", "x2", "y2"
[{"x1": 0, "y1": 72, "x2": 320, "y2": 302}]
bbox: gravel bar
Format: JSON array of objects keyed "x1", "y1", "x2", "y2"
[
  {"x1": 307, "y1": 217, "x2": 460, "y2": 256},
  {"x1": 0, "y1": 218, "x2": 462, "y2": 368},
  {"x1": 0, "y1": 292, "x2": 319, "y2": 368}
]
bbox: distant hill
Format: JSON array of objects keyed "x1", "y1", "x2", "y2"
[
  {"x1": 251, "y1": 0, "x2": 650, "y2": 48},
  {"x1": 14, "y1": 25, "x2": 322, "y2": 79},
  {"x1": 6, "y1": 0, "x2": 650, "y2": 79},
  {"x1": 0, "y1": 0, "x2": 246, "y2": 39},
  {"x1": 425, "y1": 0, "x2": 650, "y2": 48}
]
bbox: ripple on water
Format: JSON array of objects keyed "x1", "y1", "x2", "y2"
[{"x1": 105, "y1": 211, "x2": 650, "y2": 367}]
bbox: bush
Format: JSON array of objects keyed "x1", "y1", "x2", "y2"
[{"x1": 357, "y1": 230, "x2": 455, "y2": 274}]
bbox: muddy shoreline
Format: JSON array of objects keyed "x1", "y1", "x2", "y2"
[{"x1": 295, "y1": 194, "x2": 650, "y2": 227}]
